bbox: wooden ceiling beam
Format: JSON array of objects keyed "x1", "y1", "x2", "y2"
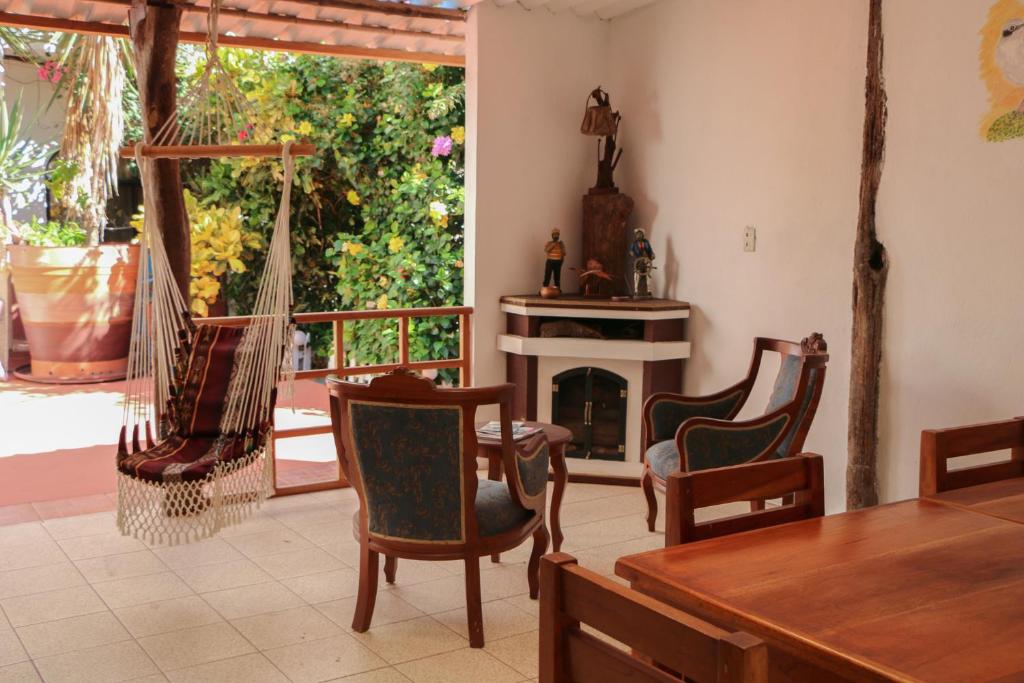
[
  {"x1": 288, "y1": 0, "x2": 466, "y2": 22},
  {"x1": 91, "y1": 0, "x2": 463, "y2": 42},
  {"x1": 0, "y1": 11, "x2": 465, "y2": 66}
]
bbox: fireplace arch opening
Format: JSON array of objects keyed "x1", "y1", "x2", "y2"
[{"x1": 551, "y1": 367, "x2": 627, "y2": 461}]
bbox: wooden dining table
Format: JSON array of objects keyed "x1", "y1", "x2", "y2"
[
  {"x1": 616, "y1": 497, "x2": 1024, "y2": 683},
  {"x1": 923, "y1": 476, "x2": 1024, "y2": 525}
]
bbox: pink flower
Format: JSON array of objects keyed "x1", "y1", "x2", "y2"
[
  {"x1": 238, "y1": 128, "x2": 249, "y2": 141},
  {"x1": 38, "y1": 61, "x2": 64, "y2": 84},
  {"x1": 431, "y1": 135, "x2": 453, "y2": 157}
]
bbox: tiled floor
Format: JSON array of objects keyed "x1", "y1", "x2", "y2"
[{"x1": 0, "y1": 480, "x2": 681, "y2": 683}]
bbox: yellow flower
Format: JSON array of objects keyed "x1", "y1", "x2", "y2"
[
  {"x1": 345, "y1": 242, "x2": 364, "y2": 256},
  {"x1": 378, "y1": 276, "x2": 390, "y2": 288},
  {"x1": 339, "y1": 113, "x2": 355, "y2": 127},
  {"x1": 296, "y1": 120, "x2": 313, "y2": 136},
  {"x1": 451, "y1": 126, "x2": 465, "y2": 145},
  {"x1": 347, "y1": 190, "x2": 361, "y2": 206},
  {"x1": 375, "y1": 294, "x2": 389, "y2": 310},
  {"x1": 422, "y1": 63, "x2": 438, "y2": 73},
  {"x1": 388, "y1": 236, "x2": 405, "y2": 254}
]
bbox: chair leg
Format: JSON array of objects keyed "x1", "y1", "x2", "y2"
[
  {"x1": 750, "y1": 499, "x2": 766, "y2": 512},
  {"x1": 352, "y1": 543, "x2": 379, "y2": 632},
  {"x1": 384, "y1": 555, "x2": 397, "y2": 584},
  {"x1": 642, "y1": 466, "x2": 658, "y2": 532},
  {"x1": 528, "y1": 524, "x2": 550, "y2": 600},
  {"x1": 464, "y1": 557, "x2": 484, "y2": 648}
]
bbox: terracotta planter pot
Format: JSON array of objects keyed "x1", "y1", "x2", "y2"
[{"x1": 8, "y1": 243, "x2": 139, "y2": 383}]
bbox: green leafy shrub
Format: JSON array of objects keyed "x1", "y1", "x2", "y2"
[
  {"x1": 19, "y1": 216, "x2": 87, "y2": 247},
  {"x1": 184, "y1": 54, "x2": 465, "y2": 379}
]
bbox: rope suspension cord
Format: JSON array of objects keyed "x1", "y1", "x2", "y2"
[{"x1": 219, "y1": 139, "x2": 297, "y2": 436}]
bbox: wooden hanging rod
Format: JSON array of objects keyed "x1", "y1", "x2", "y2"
[{"x1": 119, "y1": 143, "x2": 317, "y2": 159}]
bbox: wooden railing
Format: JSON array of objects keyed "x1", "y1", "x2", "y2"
[{"x1": 206, "y1": 306, "x2": 473, "y2": 495}]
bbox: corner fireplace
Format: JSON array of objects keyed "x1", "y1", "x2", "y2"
[
  {"x1": 498, "y1": 294, "x2": 690, "y2": 481},
  {"x1": 552, "y1": 367, "x2": 628, "y2": 461}
]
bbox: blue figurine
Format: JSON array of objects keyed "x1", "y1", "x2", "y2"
[{"x1": 629, "y1": 228, "x2": 656, "y2": 298}]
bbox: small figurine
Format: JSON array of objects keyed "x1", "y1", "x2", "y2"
[
  {"x1": 573, "y1": 258, "x2": 615, "y2": 298},
  {"x1": 541, "y1": 228, "x2": 566, "y2": 298},
  {"x1": 630, "y1": 228, "x2": 656, "y2": 299}
]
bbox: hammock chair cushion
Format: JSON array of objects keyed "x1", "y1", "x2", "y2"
[
  {"x1": 118, "y1": 323, "x2": 259, "y2": 484},
  {"x1": 175, "y1": 324, "x2": 246, "y2": 436},
  {"x1": 118, "y1": 433, "x2": 249, "y2": 484}
]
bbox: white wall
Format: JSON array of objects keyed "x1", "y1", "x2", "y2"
[
  {"x1": 603, "y1": 0, "x2": 1024, "y2": 509},
  {"x1": 878, "y1": 1, "x2": 1024, "y2": 501},
  {"x1": 465, "y1": 3, "x2": 610, "y2": 390},
  {"x1": 607, "y1": 0, "x2": 866, "y2": 510},
  {"x1": 2, "y1": 58, "x2": 64, "y2": 223},
  {"x1": 467, "y1": 0, "x2": 1024, "y2": 509}
]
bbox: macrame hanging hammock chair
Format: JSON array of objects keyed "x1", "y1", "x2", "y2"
[{"x1": 116, "y1": 0, "x2": 313, "y2": 544}]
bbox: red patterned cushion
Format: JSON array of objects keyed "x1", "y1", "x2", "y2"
[
  {"x1": 176, "y1": 324, "x2": 245, "y2": 437},
  {"x1": 117, "y1": 434, "x2": 249, "y2": 483}
]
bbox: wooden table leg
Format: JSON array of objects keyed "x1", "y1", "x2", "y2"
[
  {"x1": 487, "y1": 446, "x2": 503, "y2": 563},
  {"x1": 550, "y1": 443, "x2": 568, "y2": 552}
]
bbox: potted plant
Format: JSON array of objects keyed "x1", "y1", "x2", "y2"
[
  {"x1": 7, "y1": 216, "x2": 138, "y2": 382},
  {"x1": 2, "y1": 34, "x2": 141, "y2": 382}
]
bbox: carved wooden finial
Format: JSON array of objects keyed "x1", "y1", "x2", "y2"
[{"x1": 801, "y1": 333, "x2": 827, "y2": 354}]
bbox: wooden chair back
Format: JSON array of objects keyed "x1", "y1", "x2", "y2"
[
  {"x1": 539, "y1": 553, "x2": 766, "y2": 683},
  {"x1": 666, "y1": 454, "x2": 825, "y2": 546},
  {"x1": 328, "y1": 369, "x2": 536, "y2": 554},
  {"x1": 919, "y1": 417, "x2": 1024, "y2": 496}
]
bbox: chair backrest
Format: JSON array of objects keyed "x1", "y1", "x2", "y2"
[
  {"x1": 328, "y1": 369, "x2": 521, "y2": 547},
  {"x1": 920, "y1": 418, "x2": 1024, "y2": 495},
  {"x1": 666, "y1": 454, "x2": 824, "y2": 546},
  {"x1": 757, "y1": 335, "x2": 829, "y2": 457},
  {"x1": 539, "y1": 553, "x2": 767, "y2": 683},
  {"x1": 175, "y1": 323, "x2": 246, "y2": 437}
]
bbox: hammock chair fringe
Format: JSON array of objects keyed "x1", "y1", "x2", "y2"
[{"x1": 116, "y1": 441, "x2": 273, "y2": 546}]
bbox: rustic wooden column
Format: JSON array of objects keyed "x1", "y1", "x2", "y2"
[
  {"x1": 847, "y1": 0, "x2": 889, "y2": 510},
  {"x1": 129, "y1": 0, "x2": 190, "y2": 301}
]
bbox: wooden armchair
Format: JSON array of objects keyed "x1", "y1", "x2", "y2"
[
  {"x1": 665, "y1": 453, "x2": 824, "y2": 546},
  {"x1": 641, "y1": 334, "x2": 828, "y2": 531},
  {"x1": 327, "y1": 369, "x2": 550, "y2": 648},
  {"x1": 539, "y1": 553, "x2": 767, "y2": 683},
  {"x1": 920, "y1": 417, "x2": 1024, "y2": 496}
]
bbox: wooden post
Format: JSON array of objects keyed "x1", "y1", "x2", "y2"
[
  {"x1": 129, "y1": 0, "x2": 190, "y2": 301},
  {"x1": 847, "y1": 0, "x2": 889, "y2": 510}
]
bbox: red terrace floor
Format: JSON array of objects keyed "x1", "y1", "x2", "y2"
[{"x1": 0, "y1": 377, "x2": 341, "y2": 524}]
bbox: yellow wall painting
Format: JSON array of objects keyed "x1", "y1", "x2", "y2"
[{"x1": 980, "y1": 0, "x2": 1024, "y2": 141}]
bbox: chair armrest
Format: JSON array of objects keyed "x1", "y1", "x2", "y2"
[
  {"x1": 502, "y1": 433, "x2": 549, "y2": 514},
  {"x1": 676, "y1": 411, "x2": 793, "y2": 473},
  {"x1": 643, "y1": 384, "x2": 751, "y2": 445}
]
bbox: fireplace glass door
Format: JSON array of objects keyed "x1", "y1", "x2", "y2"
[{"x1": 551, "y1": 367, "x2": 627, "y2": 461}]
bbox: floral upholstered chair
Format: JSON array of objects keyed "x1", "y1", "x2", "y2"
[
  {"x1": 641, "y1": 334, "x2": 828, "y2": 532},
  {"x1": 327, "y1": 369, "x2": 550, "y2": 648}
]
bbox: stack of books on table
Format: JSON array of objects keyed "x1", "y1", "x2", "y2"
[{"x1": 476, "y1": 421, "x2": 542, "y2": 441}]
